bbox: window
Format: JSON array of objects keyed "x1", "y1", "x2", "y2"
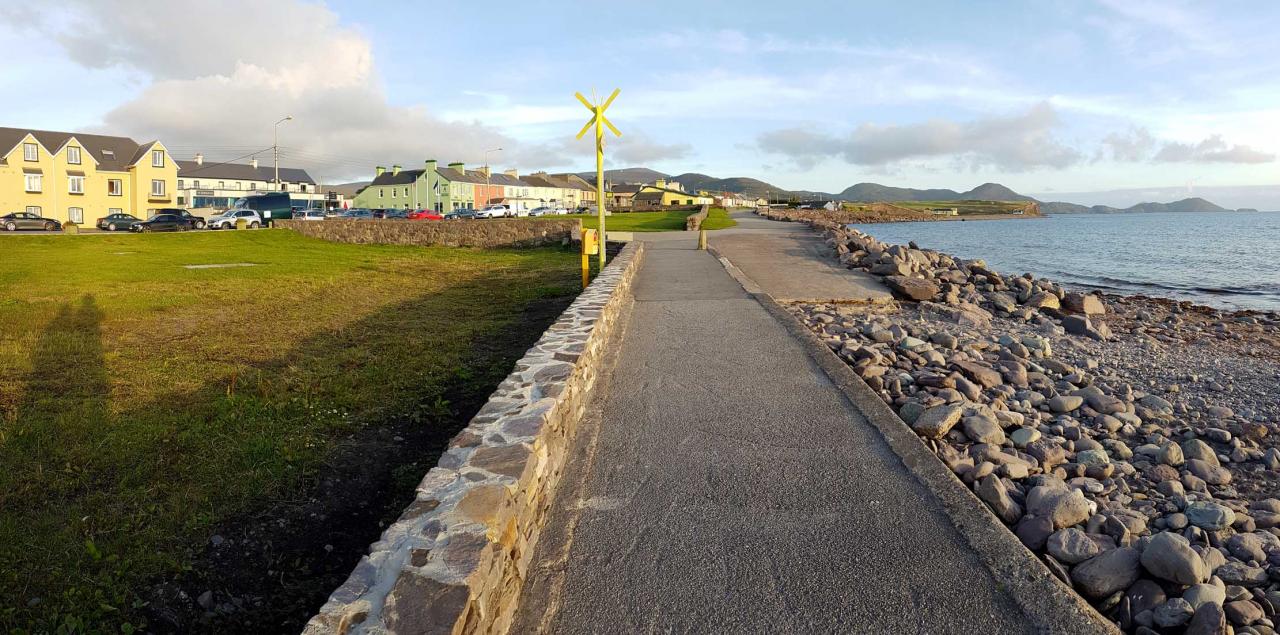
[
  {"x1": 67, "y1": 146, "x2": 81, "y2": 164},
  {"x1": 102, "y1": 150, "x2": 114, "y2": 160},
  {"x1": 151, "y1": 179, "x2": 166, "y2": 197},
  {"x1": 192, "y1": 180, "x2": 200, "y2": 188},
  {"x1": 300, "y1": 184, "x2": 308, "y2": 193},
  {"x1": 218, "y1": 181, "x2": 225, "y2": 189},
  {"x1": 379, "y1": 188, "x2": 384, "y2": 199},
  {"x1": 404, "y1": 187, "x2": 409, "y2": 197},
  {"x1": 177, "y1": 179, "x2": 185, "y2": 189},
  {"x1": 151, "y1": 149, "x2": 165, "y2": 167},
  {"x1": 25, "y1": 174, "x2": 42, "y2": 192},
  {"x1": 25, "y1": 206, "x2": 40, "y2": 215},
  {"x1": 108, "y1": 208, "x2": 123, "y2": 215},
  {"x1": 108, "y1": 179, "x2": 122, "y2": 196},
  {"x1": 233, "y1": 182, "x2": 240, "y2": 190},
  {"x1": 23, "y1": 143, "x2": 37, "y2": 161},
  {"x1": 68, "y1": 175, "x2": 84, "y2": 194},
  {"x1": 68, "y1": 207, "x2": 83, "y2": 223},
  {"x1": 249, "y1": 182, "x2": 257, "y2": 191}
]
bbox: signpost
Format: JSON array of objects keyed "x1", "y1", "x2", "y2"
[{"x1": 576, "y1": 88, "x2": 620, "y2": 271}]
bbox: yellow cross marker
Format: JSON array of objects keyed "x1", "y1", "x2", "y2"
[{"x1": 576, "y1": 88, "x2": 620, "y2": 270}]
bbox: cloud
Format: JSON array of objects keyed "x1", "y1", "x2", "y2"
[
  {"x1": 1100, "y1": 127, "x2": 1273, "y2": 164},
  {"x1": 11, "y1": 0, "x2": 518, "y2": 180},
  {"x1": 1153, "y1": 134, "x2": 1275, "y2": 164},
  {"x1": 758, "y1": 103, "x2": 1082, "y2": 171},
  {"x1": 609, "y1": 133, "x2": 692, "y2": 164}
]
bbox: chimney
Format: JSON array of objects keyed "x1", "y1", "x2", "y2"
[
  {"x1": 478, "y1": 165, "x2": 491, "y2": 178},
  {"x1": 194, "y1": 153, "x2": 204, "y2": 166},
  {"x1": 251, "y1": 158, "x2": 258, "y2": 170},
  {"x1": 376, "y1": 166, "x2": 385, "y2": 177},
  {"x1": 426, "y1": 159, "x2": 438, "y2": 173},
  {"x1": 448, "y1": 162, "x2": 465, "y2": 173},
  {"x1": 655, "y1": 178, "x2": 667, "y2": 189},
  {"x1": 392, "y1": 164, "x2": 401, "y2": 176},
  {"x1": 504, "y1": 168, "x2": 518, "y2": 179}
]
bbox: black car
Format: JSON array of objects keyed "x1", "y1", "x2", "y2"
[
  {"x1": 97, "y1": 212, "x2": 142, "y2": 231},
  {"x1": 131, "y1": 213, "x2": 192, "y2": 232},
  {"x1": 2, "y1": 211, "x2": 62, "y2": 231},
  {"x1": 152, "y1": 208, "x2": 207, "y2": 230},
  {"x1": 444, "y1": 209, "x2": 477, "y2": 220}
]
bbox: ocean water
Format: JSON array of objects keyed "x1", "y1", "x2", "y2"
[{"x1": 850, "y1": 211, "x2": 1280, "y2": 312}]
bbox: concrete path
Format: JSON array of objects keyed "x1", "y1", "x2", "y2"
[{"x1": 511, "y1": 233, "x2": 1042, "y2": 633}]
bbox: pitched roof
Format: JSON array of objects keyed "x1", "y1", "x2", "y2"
[
  {"x1": 367, "y1": 168, "x2": 426, "y2": 186},
  {"x1": 521, "y1": 174, "x2": 562, "y2": 189},
  {"x1": 549, "y1": 173, "x2": 594, "y2": 190},
  {"x1": 611, "y1": 184, "x2": 643, "y2": 194},
  {"x1": 435, "y1": 167, "x2": 488, "y2": 184},
  {"x1": 176, "y1": 159, "x2": 315, "y2": 184},
  {"x1": 487, "y1": 172, "x2": 529, "y2": 187},
  {"x1": 0, "y1": 126, "x2": 156, "y2": 172}
]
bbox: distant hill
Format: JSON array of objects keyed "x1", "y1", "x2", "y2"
[
  {"x1": 1042, "y1": 197, "x2": 1228, "y2": 215},
  {"x1": 837, "y1": 182, "x2": 1035, "y2": 202},
  {"x1": 668, "y1": 173, "x2": 818, "y2": 199}
]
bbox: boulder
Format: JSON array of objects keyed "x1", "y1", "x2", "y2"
[
  {"x1": 1046, "y1": 528, "x2": 1101, "y2": 564},
  {"x1": 1140, "y1": 532, "x2": 1208, "y2": 585},
  {"x1": 952, "y1": 360, "x2": 1002, "y2": 388},
  {"x1": 1063, "y1": 292, "x2": 1106, "y2": 315},
  {"x1": 1027, "y1": 484, "x2": 1093, "y2": 529},
  {"x1": 910, "y1": 404, "x2": 963, "y2": 439},
  {"x1": 963, "y1": 415, "x2": 1006, "y2": 445},
  {"x1": 1185, "y1": 602, "x2": 1227, "y2": 635},
  {"x1": 1071, "y1": 547, "x2": 1141, "y2": 599},
  {"x1": 884, "y1": 275, "x2": 939, "y2": 301},
  {"x1": 975, "y1": 474, "x2": 1022, "y2": 524}
]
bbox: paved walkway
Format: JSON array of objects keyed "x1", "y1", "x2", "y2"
[{"x1": 511, "y1": 225, "x2": 1041, "y2": 633}]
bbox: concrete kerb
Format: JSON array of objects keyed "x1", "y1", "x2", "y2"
[
  {"x1": 304, "y1": 241, "x2": 646, "y2": 635},
  {"x1": 706, "y1": 243, "x2": 1119, "y2": 635}
]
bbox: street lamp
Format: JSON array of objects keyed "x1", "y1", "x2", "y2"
[
  {"x1": 484, "y1": 147, "x2": 502, "y2": 207},
  {"x1": 274, "y1": 115, "x2": 293, "y2": 191}
]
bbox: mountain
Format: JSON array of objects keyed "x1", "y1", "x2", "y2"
[
  {"x1": 962, "y1": 183, "x2": 1036, "y2": 202},
  {"x1": 576, "y1": 167, "x2": 668, "y2": 185},
  {"x1": 668, "y1": 173, "x2": 819, "y2": 199},
  {"x1": 1041, "y1": 197, "x2": 1228, "y2": 215},
  {"x1": 836, "y1": 182, "x2": 1036, "y2": 202}
]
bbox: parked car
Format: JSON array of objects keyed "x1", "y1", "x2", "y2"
[
  {"x1": 97, "y1": 212, "x2": 142, "y2": 231},
  {"x1": 297, "y1": 210, "x2": 326, "y2": 221},
  {"x1": 408, "y1": 209, "x2": 443, "y2": 220},
  {"x1": 1, "y1": 211, "x2": 61, "y2": 231},
  {"x1": 339, "y1": 209, "x2": 375, "y2": 220},
  {"x1": 444, "y1": 209, "x2": 477, "y2": 220},
  {"x1": 551, "y1": 207, "x2": 571, "y2": 215},
  {"x1": 152, "y1": 207, "x2": 206, "y2": 229},
  {"x1": 475, "y1": 204, "x2": 511, "y2": 218},
  {"x1": 231, "y1": 192, "x2": 293, "y2": 221},
  {"x1": 131, "y1": 212, "x2": 192, "y2": 232},
  {"x1": 527, "y1": 206, "x2": 550, "y2": 217},
  {"x1": 207, "y1": 208, "x2": 263, "y2": 229}
]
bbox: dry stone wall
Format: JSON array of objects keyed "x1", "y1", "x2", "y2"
[
  {"x1": 276, "y1": 218, "x2": 579, "y2": 248},
  {"x1": 303, "y1": 241, "x2": 644, "y2": 635},
  {"x1": 684, "y1": 205, "x2": 710, "y2": 231}
]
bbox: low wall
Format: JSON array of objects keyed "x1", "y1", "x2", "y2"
[
  {"x1": 276, "y1": 218, "x2": 579, "y2": 248},
  {"x1": 757, "y1": 203, "x2": 1039, "y2": 225},
  {"x1": 684, "y1": 205, "x2": 710, "y2": 231},
  {"x1": 304, "y1": 241, "x2": 645, "y2": 635}
]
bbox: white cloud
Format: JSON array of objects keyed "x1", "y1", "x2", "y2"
[
  {"x1": 758, "y1": 103, "x2": 1082, "y2": 171},
  {"x1": 9, "y1": 0, "x2": 518, "y2": 180},
  {"x1": 1153, "y1": 135, "x2": 1275, "y2": 164}
]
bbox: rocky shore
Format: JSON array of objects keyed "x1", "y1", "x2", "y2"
[
  {"x1": 757, "y1": 203, "x2": 1041, "y2": 224},
  {"x1": 783, "y1": 212, "x2": 1280, "y2": 634}
]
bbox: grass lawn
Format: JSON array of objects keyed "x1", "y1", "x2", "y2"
[
  {"x1": 0, "y1": 230, "x2": 579, "y2": 632},
  {"x1": 568, "y1": 207, "x2": 737, "y2": 232}
]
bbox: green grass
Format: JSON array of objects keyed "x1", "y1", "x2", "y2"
[
  {"x1": 0, "y1": 230, "x2": 579, "y2": 632},
  {"x1": 568, "y1": 207, "x2": 737, "y2": 232}
]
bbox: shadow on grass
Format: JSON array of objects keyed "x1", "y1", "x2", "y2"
[{"x1": 1, "y1": 267, "x2": 578, "y2": 633}]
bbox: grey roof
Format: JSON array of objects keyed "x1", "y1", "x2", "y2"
[
  {"x1": 176, "y1": 160, "x2": 315, "y2": 184},
  {"x1": 549, "y1": 173, "x2": 594, "y2": 190},
  {"x1": 366, "y1": 168, "x2": 427, "y2": 186},
  {"x1": 521, "y1": 174, "x2": 562, "y2": 189},
  {"x1": 435, "y1": 167, "x2": 489, "y2": 184},
  {"x1": 0, "y1": 126, "x2": 157, "y2": 172},
  {"x1": 611, "y1": 184, "x2": 643, "y2": 194},
  {"x1": 487, "y1": 172, "x2": 529, "y2": 187}
]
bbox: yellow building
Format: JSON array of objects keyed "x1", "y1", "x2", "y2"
[
  {"x1": 632, "y1": 179, "x2": 714, "y2": 210},
  {"x1": 0, "y1": 127, "x2": 179, "y2": 225}
]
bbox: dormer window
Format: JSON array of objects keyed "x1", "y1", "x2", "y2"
[
  {"x1": 67, "y1": 146, "x2": 81, "y2": 165},
  {"x1": 102, "y1": 150, "x2": 115, "y2": 159}
]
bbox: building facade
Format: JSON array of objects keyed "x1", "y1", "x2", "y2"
[
  {"x1": 352, "y1": 164, "x2": 431, "y2": 210},
  {"x1": 0, "y1": 127, "x2": 178, "y2": 224},
  {"x1": 176, "y1": 155, "x2": 322, "y2": 211}
]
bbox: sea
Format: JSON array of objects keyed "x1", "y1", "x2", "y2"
[{"x1": 850, "y1": 210, "x2": 1280, "y2": 313}]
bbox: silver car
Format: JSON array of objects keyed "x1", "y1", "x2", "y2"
[{"x1": 207, "y1": 208, "x2": 263, "y2": 229}]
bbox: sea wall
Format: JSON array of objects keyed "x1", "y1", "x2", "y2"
[
  {"x1": 276, "y1": 218, "x2": 579, "y2": 248},
  {"x1": 303, "y1": 241, "x2": 645, "y2": 635},
  {"x1": 758, "y1": 203, "x2": 1039, "y2": 225}
]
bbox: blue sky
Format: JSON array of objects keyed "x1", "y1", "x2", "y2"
[{"x1": 2, "y1": 0, "x2": 1278, "y2": 205}]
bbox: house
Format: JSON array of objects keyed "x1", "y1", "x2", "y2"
[
  {"x1": 436, "y1": 162, "x2": 490, "y2": 210},
  {"x1": 631, "y1": 179, "x2": 714, "y2": 210},
  {"x1": 352, "y1": 164, "x2": 432, "y2": 210},
  {"x1": 549, "y1": 173, "x2": 597, "y2": 208},
  {"x1": 522, "y1": 172, "x2": 575, "y2": 209},
  {"x1": 489, "y1": 169, "x2": 539, "y2": 214},
  {"x1": 176, "y1": 154, "x2": 321, "y2": 211},
  {"x1": 0, "y1": 126, "x2": 178, "y2": 224},
  {"x1": 609, "y1": 183, "x2": 642, "y2": 210}
]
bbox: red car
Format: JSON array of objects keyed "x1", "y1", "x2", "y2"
[{"x1": 407, "y1": 210, "x2": 443, "y2": 220}]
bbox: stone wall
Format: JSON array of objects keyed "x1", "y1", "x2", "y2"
[
  {"x1": 276, "y1": 218, "x2": 580, "y2": 249},
  {"x1": 684, "y1": 205, "x2": 710, "y2": 231},
  {"x1": 303, "y1": 241, "x2": 645, "y2": 635}
]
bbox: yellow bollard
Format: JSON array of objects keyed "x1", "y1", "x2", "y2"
[
  {"x1": 581, "y1": 228, "x2": 599, "y2": 288},
  {"x1": 698, "y1": 229, "x2": 707, "y2": 250}
]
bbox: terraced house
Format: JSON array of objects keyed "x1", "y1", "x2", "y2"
[{"x1": 0, "y1": 127, "x2": 178, "y2": 224}]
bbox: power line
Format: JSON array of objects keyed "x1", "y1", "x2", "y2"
[{"x1": 175, "y1": 146, "x2": 275, "y2": 178}]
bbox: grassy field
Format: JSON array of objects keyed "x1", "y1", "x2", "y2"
[
  {"x1": 0, "y1": 230, "x2": 580, "y2": 632},
  {"x1": 568, "y1": 207, "x2": 737, "y2": 232}
]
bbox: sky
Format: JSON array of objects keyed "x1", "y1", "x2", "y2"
[{"x1": 2, "y1": 0, "x2": 1278, "y2": 206}]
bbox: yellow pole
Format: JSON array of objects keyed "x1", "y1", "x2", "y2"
[{"x1": 595, "y1": 110, "x2": 606, "y2": 269}]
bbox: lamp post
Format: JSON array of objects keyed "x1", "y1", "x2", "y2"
[
  {"x1": 273, "y1": 115, "x2": 293, "y2": 191},
  {"x1": 484, "y1": 147, "x2": 502, "y2": 207}
]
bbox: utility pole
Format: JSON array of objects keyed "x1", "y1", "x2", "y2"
[
  {"x1": 576, "y1": 88, "x2": 620, "y2": 270},
  {"x1": 274, "y1": 115, "x2": 293, "y2": 192}
]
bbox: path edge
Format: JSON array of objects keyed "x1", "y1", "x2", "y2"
[{"x1": 707, "y1": 243, "x2": 1119, "y2": 635}]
